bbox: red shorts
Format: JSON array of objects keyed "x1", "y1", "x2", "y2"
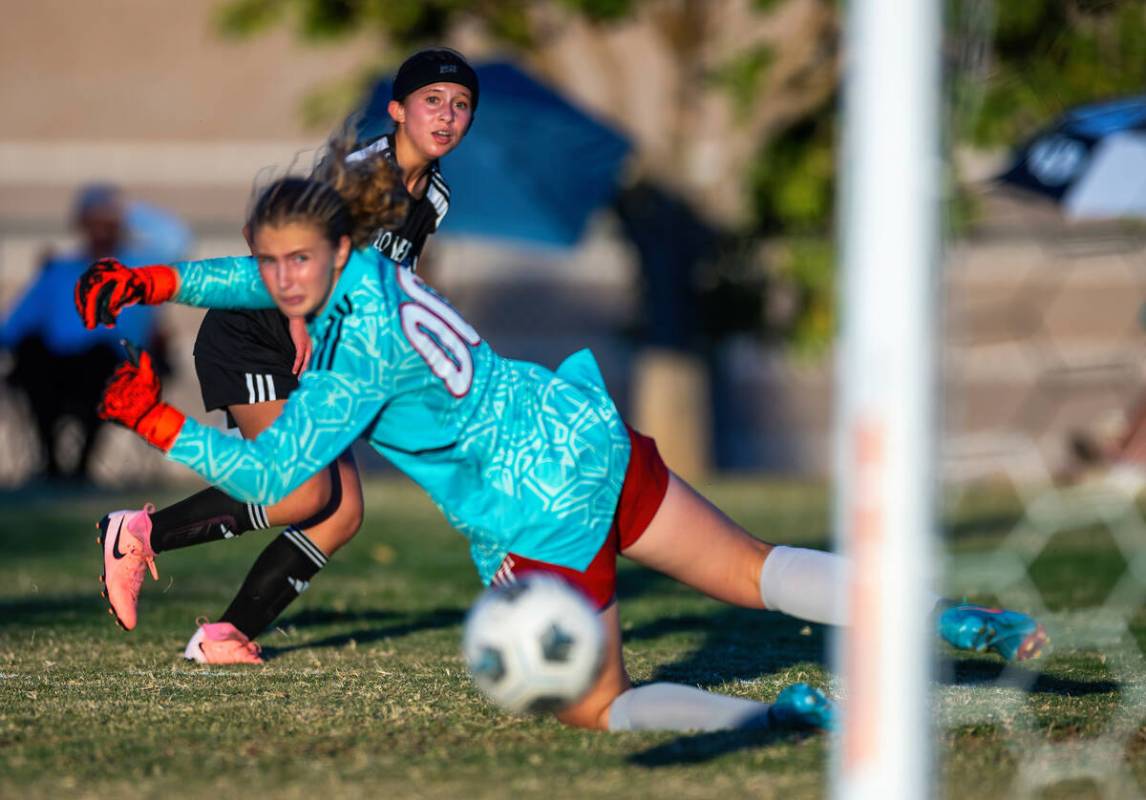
[{"x1": 490, "y1": 425, "x2": 670, "y2": 611}]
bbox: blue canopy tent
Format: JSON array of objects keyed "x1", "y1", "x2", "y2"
[
  {"x1": 999, "y1": 96, "x2": 1146, "y2": 219},
  {"x1": 356, "y1": 61, "x2": 632, "y2": 248}
]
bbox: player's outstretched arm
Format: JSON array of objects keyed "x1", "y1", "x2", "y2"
[
  {"x1": 166, "y1": 368, "x2": 384, "y2": 506},
  {"x1": 98, "y1": 343, "x2": 380, "y2": 504},
  {"x1": 75, "y1": 255, "x2": 275, "y2": 329},
  {"x1": 100, "y1": 315, "x2": 386, "y2": 506},
  {"x1": 170, "y1": 255, "x2": 274, "y2": 310}
]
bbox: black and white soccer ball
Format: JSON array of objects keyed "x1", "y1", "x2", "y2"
[{"x1": 462, "y1": 574, "x2": 606, "y2": 715}]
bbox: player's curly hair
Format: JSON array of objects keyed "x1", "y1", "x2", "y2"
[{"x1": 247, "y1": 135, "x2": 409, "y2": 250}]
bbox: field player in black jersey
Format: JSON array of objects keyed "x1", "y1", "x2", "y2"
[{"x1": 100, "y1": 48, "x2": 477, "y2": 664}]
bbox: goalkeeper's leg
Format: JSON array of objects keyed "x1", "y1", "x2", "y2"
[
  {"x1": 179, "y1": 401, "x2": 363, "y2": 661},
  {"x1": 554, "y1": 603, "x2": 837, "y2": 733},
  {"x1": 622, "y1": 473, "x2": 1047, "y2": 661},
  {"x1": 96, "y1": 400, "x2": 363, "y2": 639}
]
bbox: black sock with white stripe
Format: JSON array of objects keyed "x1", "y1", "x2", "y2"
[
  {"x1": 219, "y1": 527, "x2": 327, "y2": 640},
  {"x1": 148, "y1": 487, "x2": 270, "y2": 553}
]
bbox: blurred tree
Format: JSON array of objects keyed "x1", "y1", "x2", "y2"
[
  {"x1": 213, "y1": 0, "x2": 1146, "y2": 355},
  {"x1": 213, "y1": 0, "x2": 846, "y2": 475},
  {"x1": 215, "y1": 0, "x2": 839, "y2": 231},
  {"x1": 747, "y1": 0, "x2": 1146, "y2": 351},
  {"x1": 213, "y1": 0, "x2": 841, "y2": 357},
  {"x1": 955, "y1": 0, "x2": 1146, "y2": 148},
  {"x1": 748, "y1": 0, "x2": 1146, "y2": 237}
]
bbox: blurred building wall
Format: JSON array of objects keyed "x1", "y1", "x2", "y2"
[
  {"x1": 0, "y1": 1, "x2": 377, "y2": 485},
  {"x1": 712, "y1": 192, "x2": 1146, "y2": 482},
  {"x1": 3, "y1": 2, "x2": 1144, "y2": 488},
  {"x1": 0, "y1": 1, "x2": 644, "y2": 487}
]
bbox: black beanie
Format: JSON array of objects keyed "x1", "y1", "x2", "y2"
[{"x1": 391, "y1": 48, "x2": 479, "y2": 113}]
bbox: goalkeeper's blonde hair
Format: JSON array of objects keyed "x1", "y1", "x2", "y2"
[{"x1": 247, "y1": 135, "x2": 408, "y2": 249}]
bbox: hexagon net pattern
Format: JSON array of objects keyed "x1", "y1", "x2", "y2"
[{"x1": 942, "y1": 232, "x2": 1146, "y2": 798}]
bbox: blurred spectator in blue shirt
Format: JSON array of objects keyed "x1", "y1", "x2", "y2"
[{"x1": 0, "y1": 184, "x2": 186, "y2": 483}]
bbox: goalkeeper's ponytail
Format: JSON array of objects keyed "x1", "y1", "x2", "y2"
[{"x1": 247, "y1": 134, "x2": 409, "y2": 250}]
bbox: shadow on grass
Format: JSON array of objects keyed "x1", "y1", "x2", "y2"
[
  {"x1": 615, "y1": 555, "x2": 832, "y2": 685},
  {"x1": 623, "y1": 603, "x2": 829, "y2": 685},
  {"x1": 615, "y1": 565, "x2": 678, "y2": 605},
  {"x1": 276, "y1": 607, "x2": 405, "y2": 629},
  {"x1": 0, "y1": 593, "x2": 103, "y2": 629},
  {"x1": 944, "y1": 657, "x2": 1120, "y2": 696},
  {"x1": 625, "y1": 658, "x2": 1116, "y2": 768},
  {"x1": 619, "y1": 567, "x2": 1120, "y2": 698},
  {"x1": 628, "y1": 725, "x2": 820, "y2": 767},
  {"x1": 942, "y1": 511, "x2": 1024, "y2": 542},
  {"x1": 3, "y1": 519, "x2": 100, "y2": 557},
  {"x1": 262, "y1": 606, "x2": 465, "y2": 659}
]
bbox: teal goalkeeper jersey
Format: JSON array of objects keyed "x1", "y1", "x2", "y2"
[{"x1": 167, "y1": 248, "x2": 631, "y2": 583}]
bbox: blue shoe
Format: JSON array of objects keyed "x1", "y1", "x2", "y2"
[
  {"x1": 767, "y1": 682, "x2": 838, "y2": 732},
  {"x1": 938, "y1": 603, "x2": 1049, "y2": 661}
]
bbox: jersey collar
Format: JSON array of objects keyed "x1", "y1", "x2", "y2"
[
  {"x1": 310, "y1": 247, "x2": 375, "y2": 324},
  {"x1": 379, "y1": 133, "x2": 442, "y2": 188}
]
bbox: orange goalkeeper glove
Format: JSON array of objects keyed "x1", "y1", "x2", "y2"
[
  {"x1": 99, "y1": 343, "x2": 185, "y2": 452},
  {"x1": 75, "y1": 258, "x2": 178, "y2": 329}
]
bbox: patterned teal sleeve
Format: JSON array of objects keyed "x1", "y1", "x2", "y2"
[
  {"x1": 171, "y1": 256, "x2": 275, "y2": 309},
  {"x1": 166, "y1": 366, "x2": 386, "y2": 504}
]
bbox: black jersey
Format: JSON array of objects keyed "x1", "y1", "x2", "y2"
[
  {"x1": 350, "y1": 132, "x2": 450, "y2": 270},
  {"x1": 193, "y1": 134, "x2": 451, "y2": 392}
]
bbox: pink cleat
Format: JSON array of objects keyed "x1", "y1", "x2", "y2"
[
  {"x1": 184, "y1": 619, "x2": 264, "y2": 665},
  {"x1": 97, "y1": 505, "x2": 159, "y2": 631}
]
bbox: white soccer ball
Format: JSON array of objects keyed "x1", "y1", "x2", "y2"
[{"x1": 462, "y1": 574, "x2": 606, "y2": 715}]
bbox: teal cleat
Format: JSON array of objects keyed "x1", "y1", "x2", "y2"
[
  {"x1": 938, "y1": 603, "x2": 1049, "y2": 662},
  {"x1": 767, "y1": 682, "x2": 838, "y2": 732}
]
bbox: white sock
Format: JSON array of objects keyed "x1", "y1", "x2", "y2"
[
  {"x1": 607, "y1": 683, "x2": 771, "y2": 732},
  {"x1": 758, "y1": 545, "x2": 847, "y2": 626},
  {"x1": 759, "y1": 545, "x2": 942, "y2": 626}
]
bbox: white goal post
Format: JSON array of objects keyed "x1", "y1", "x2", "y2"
[{"x1": 832, "y1": 0, "x2": 942, "y2": 797}]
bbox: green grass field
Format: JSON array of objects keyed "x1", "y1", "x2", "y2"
[{"x1": 2, "y1": 478, "x2": 1144, "y2": 799}]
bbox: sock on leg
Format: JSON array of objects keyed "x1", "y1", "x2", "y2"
[
  {"x1": 218, "y1": 526, "x2": 327, "y2": 639},
  {"x1": 607, "y1": 683, "x2": 772, "y2": 732},
  {"x1": 758, "y1": 546, "x2": 848, "y2": 626},
  {"x1": 149, "y1": 487, "x2": 269, "y2": 553},
  {"x1": 759, "y1": 545, "x2": 944, "y2": 627}
]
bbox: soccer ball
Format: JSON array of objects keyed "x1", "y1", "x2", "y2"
[{"x1": 462, "y1": 574, "x2": 606, "y2": 715}]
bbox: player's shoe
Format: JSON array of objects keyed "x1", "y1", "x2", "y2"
[
  {"x1": 184, "y1": 619, "x2": 264, "y2": 665},
  {"x1": 938, "y1": 602, "x2": 1049, "y2": 662},
  {"x1": 97, "y1": 505, "x2": 159, "y2": 631},
  {"x1": 767, "y1": 682, "x2": 838, "y2": 732}
]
